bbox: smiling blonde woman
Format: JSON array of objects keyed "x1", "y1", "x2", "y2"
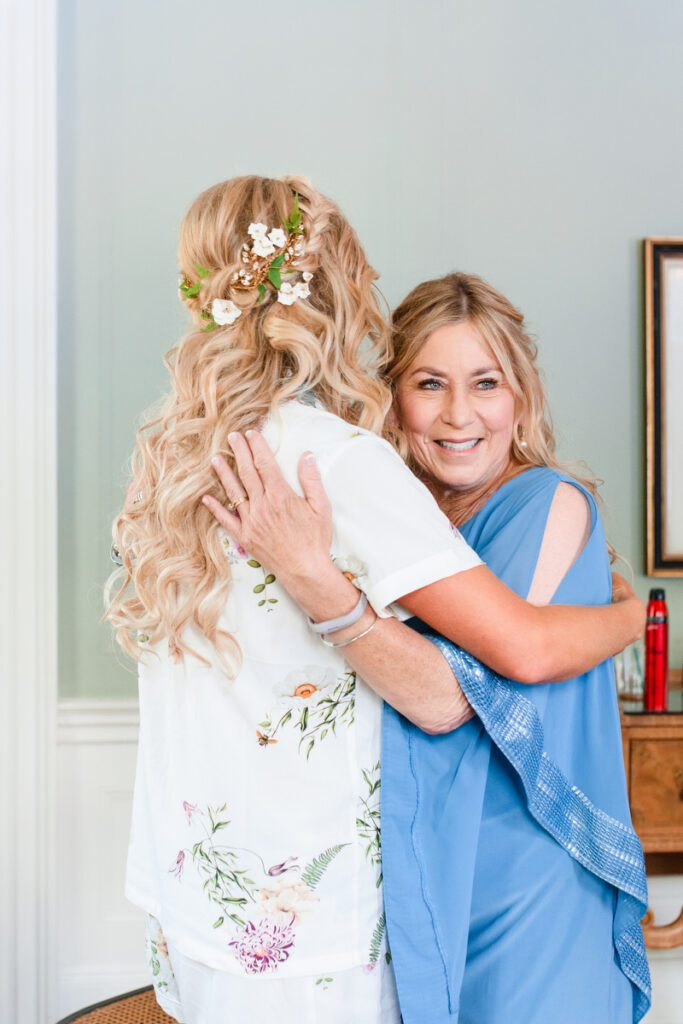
[{"x1": 213, "y1": 272, "x2": 651, "y2": 1024}]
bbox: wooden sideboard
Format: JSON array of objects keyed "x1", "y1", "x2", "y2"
[{"x1": 621, "y1": 672, "x2": 683, "y2": 949}]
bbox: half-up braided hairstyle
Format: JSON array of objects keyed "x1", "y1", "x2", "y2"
[{"x1": 105, "y1": 175, "x2": 392, "y2": 671}]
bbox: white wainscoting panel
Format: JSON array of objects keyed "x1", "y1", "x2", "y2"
[
  {"x1": 56, "y1": 700, "x2": 148, "y2": 1020},
  {"x1": 56, "y1": 700, "x2": 683, "y2": 1022}
]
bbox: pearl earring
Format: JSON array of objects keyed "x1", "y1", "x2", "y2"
[{"x1": 518, "y1": 424, "x2": 527, "y2": 449}]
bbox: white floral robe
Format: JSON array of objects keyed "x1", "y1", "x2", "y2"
[{"x1": 126, "y1": 400, "x2": 481, "y2": 1024}]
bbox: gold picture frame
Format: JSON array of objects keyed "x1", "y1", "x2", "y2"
[{"x1": 645, "y1": 237, "x2": 683, "y2": 576}]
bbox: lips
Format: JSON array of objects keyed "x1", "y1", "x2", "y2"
[{"x1": 435, "y1": 438, "x2": 481, "y2": 452}]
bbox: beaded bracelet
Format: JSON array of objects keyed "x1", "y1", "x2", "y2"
[{"x1": 308, "y1": 591, "x2": 368, "y2": 635}]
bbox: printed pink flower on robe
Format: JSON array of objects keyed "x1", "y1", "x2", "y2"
[
  {"x1": 182, "y1": 801, "x2": 201, "y2": 825},
  {"x1": 168, "y1": 850, "x2": 185, "y2": 879},
  {"x1": 228, "y1": 916, "x2": 295, "y2": 974}
]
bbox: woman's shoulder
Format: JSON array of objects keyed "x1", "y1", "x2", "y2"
[
  {"x1": 263, "y1": 400, "x2": 403, "y2": 490},
  {"x1": 500, "y1": 469, "x2": 599, "y2": 556},
  {"x1": 503, "y1": 466, "x2": 596, "y2": 514},
  {"x1": 275, "y1": 400, "x2": 400, "y2": 468},
  {"x1": 464, "y1": 467, "x2": 595, "y2": 547},
  {"x1": 271, "y1": 399, "x2": 377, "y2": 446}
]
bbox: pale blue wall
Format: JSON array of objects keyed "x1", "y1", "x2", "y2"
[{"x1": 58, "y1": 0, "x2": 683, "y2": 698}]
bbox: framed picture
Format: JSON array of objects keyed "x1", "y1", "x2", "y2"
[{"x1": 645, "y1": 237, "x2": 683, "y2": 575}]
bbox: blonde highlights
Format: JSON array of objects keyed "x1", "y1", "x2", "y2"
[
  {"x1": 105, "y1": 175, "x2": 392, "y2": 670},
  {"x1": 390, "y1": 272, "x2": 608, "y2": 529}
]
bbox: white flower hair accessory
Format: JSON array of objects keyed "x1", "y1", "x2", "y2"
[
  {"x1": 211, "y1": 298, "x2": 242, "y2": 326},
  {"x1": 277, "y1": 280, "x2": 311, "y2": 306},
  {"x1": 234, "y1": 193, "x2": 314, "y2": 307},
  {"x1": 178, "y1": 195, "x2": 314, "y2": 332}
]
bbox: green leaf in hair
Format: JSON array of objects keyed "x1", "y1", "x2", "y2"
[{"x1": 284, "y1": 193, "x2": 302, "y2": 233}]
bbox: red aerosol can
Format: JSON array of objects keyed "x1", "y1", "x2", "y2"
[{"x1": 644, "y1": 588, "x2": 668, "y2": 712}]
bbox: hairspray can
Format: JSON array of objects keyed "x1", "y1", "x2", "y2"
[{"x1": 644, "y1": 588, "x2": 668, "y2": 711}]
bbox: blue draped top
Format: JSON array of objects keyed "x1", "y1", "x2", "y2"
[{"x1": 380, "y1": 467, "x2": 650, "y2": 1023}]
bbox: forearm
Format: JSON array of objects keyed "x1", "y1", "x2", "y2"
[
  {"x1": 403, "y1": 566, "x2": 644, "y2": 684},
  {"x1": 524, "y1": 601, "x2": 644, "y2": 683},
  {"x1": 285, "y1": 564, "x2": 473, "y2": 734},
  {"x1": 206, "y1": 437, "x2": 642, "y2": 691}
]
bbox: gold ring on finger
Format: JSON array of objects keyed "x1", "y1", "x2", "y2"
[{"x1": 227, "y1": 495, "x2": 247, "y2": 511}]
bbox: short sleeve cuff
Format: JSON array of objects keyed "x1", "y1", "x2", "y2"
[{"x1": 366, "y1": 548, "x2": 483, "y2": 621}]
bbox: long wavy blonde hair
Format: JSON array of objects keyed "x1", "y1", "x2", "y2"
[
  {"x1": 105, "y1": 175, "x2": 392, "y2": 671},
  {"x1": 389, "y1": 272, "x2": 609, "y2": 534}
]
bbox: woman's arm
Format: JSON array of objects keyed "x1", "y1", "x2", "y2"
[
  {"x1": 301, "y1": 585, "x2": 474, "y2": 735},
  {"x1": 204, "y1": 438, "x2": 472, "y2": 734},
  {"x1": 205, "y1": 432, "x2": 644, "y2": 688},
  {"x1": 404, "y1": 484, "x2": 639, "y2": 684}
]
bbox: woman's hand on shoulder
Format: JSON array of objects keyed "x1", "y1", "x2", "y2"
[
  {"x1": 611, "y1": 571, "x2": 646, "y2": 642},
  {"x1": 203, "y1": 431, "x2": 333, "y2": 589}
]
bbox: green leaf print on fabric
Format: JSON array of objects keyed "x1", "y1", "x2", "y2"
[
  {"x1": 188, "y1": 804, "x2": 260, "y2": 928},
  {"x1": 172, "y1": 802, "x2": 352, "y2": 975},
  {"x1": 368, "y1": 913, "x2": 386, "y2": 964},
  {"x1": 246, "y1": 558, "x2": 279, "y2": 609},
  {"x1": 356, "y1": 764, "x2": 390, "y2": 966},
  {"x1": 146, "y1": 916, "x2": 177, "y2": 995},
  {"x1": 357, "y1": 762, "x2": 382, "y2": 886},
  {"x1": 257, "y1": 668, "x2": 356, "y2": 755},
  {"x1": 300, "y1": 844, "x2": 349, "y2": 889}
]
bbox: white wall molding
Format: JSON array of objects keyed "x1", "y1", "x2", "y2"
[
  {"x1": 58, "y1": 699, "x2": 140, "y2": 745},
  {"x1": 56, "y1": 702, "x2": 146, "y2": 1020},
  {"x1": 0, "y1": 1, "x2": 58, "y2": 1021}
]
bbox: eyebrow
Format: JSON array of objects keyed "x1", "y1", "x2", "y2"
[{"x1": 410, "y1": 365, "x2": 502, "y2": 378}]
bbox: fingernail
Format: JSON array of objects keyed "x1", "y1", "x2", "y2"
[
  {"x1": 211, "y1": 455, "x2": 221, "y2": 466},
  {"x1": 202, "y1": 495, "x2": 211, "y2": 506},
  {"x1": 228, "y1": 432, "x2": 239, "y2": 444},
  {"x1": 304, "y1": 452, "x2": 316, "y2": 463},
  {"x1": 245, "y1": 429, "x2": 255, "y2": 438}
]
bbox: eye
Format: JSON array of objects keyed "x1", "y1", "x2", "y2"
[
  {"x1": 475, "y1": 377, "x2": 499, "y2": 391},
  {"x1": 417, "y1": 378, "x2": 444, "y2": 391}
]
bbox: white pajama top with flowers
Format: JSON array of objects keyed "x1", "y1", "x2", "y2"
[{"x1": 126, "y1": 400, "x2": 482, "y2": 1023}]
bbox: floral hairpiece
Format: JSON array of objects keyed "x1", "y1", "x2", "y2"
[{"x1": 178, "y1": 194, "x2": 314, "y2": 332}]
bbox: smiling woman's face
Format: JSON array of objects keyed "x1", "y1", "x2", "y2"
[{"x1": 395, "y1": 320, "x2": 517, "y2": 493}]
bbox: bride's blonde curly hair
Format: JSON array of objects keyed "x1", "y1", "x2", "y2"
[{"x1": 105, "y1": 175, "x2": 392, "y2": 672}]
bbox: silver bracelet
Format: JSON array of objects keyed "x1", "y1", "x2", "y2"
[
  {"x1": 319, "y1": 615, "x2": 379, "y2": 649},
  {"x1": 308, "y1": 591, "x2": 367, "y2": 634}
]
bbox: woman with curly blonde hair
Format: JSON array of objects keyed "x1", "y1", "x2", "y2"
[{"x1": 108, "y1": 178, "x2": 644, "y2": 1024}]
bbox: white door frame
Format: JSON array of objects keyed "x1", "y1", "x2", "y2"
[{"x1": 0, "y1": 1, "x2": 58, "y2": 1020}]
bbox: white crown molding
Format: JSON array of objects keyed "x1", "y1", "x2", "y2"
[
  {"x1": 0, "y1": 1, "x2": 58, "y2": 1021},
  {"x1": 58, "y1": 699, "x2": 140, "y2": 745}
]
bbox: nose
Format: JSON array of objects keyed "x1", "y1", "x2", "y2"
[{"x1": 441, "y1": 385, "x2": 476, "y2": 429}]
